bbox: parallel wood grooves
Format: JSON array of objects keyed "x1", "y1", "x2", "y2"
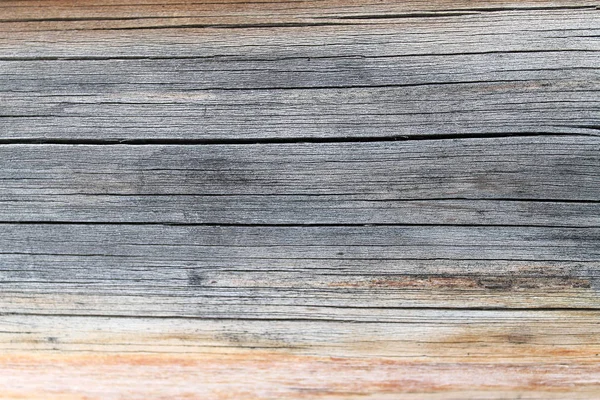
[
  {"x1": 0, "y1": 138, "x2": 598, "y2": 228},
  {"x1": 1, "y1": 0, "x2": 599, "y2": 398}
]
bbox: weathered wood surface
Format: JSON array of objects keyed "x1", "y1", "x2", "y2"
[
  {"x1": 1, "y1": 138, "x2": 598, "y2": 224},
  {"x1": 2, "y1": 2, "x2": 600, "y2": 140},
  {"x1": 1, "y1": 0, "x2": 599, "y2": 398}
]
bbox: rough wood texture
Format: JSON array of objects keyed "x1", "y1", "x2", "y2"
[{"x1": 1, "y1": 0, "x2": 599, "y2": 398}]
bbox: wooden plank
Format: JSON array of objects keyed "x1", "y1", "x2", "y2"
[
  {"x1": 0, "y1": 313, "x2": 600, "y2": 398},
  {"x1": 0, "y1": 223, "x2": 598, "y2": 313},
  {"x1": 1, "y1": 5, "x2": 598, "y2": 140},
  {"x1": 1, "y1": 0, "x2": 600, "y2": 398},
  {"x1": 0, "y1": 138, "x2": 598, "y2": 223},
  {"x1": 2, "y1": 83, "x2": 599, "y2": 140},
  {"x1": 1, "y1": 138, "x2": 597, "y2": 199},
  {"x1": 3, "y1": 194, "x2": 599, "y2": 226}
]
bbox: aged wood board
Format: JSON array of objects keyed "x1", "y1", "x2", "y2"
[{"x1": 0, "y1": 0, "x2": 599, "y2": 398}]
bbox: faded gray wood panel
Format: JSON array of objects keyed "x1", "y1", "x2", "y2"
[
  {"x1": 1, "y1": 7, "x2": 598, "y2": 140},
  {"x1": 3, "y1": 195, "x2": 599, "y2": 226},
  {"x1": 0, "y1": 137, "x2": 598, "y2": 224},
  {"x1": 1, "y1": 0, "x2": 600, "y2": 397},
  {"x1": 2, "y1": 260, "x2": 600, "y2": 312},
  {"x1": 0, "y1": 223, "x2": 598, "y2": 314},
  {"x1": 4, "y1": 224, "x2": 596, "y2": 260},
  {"x1": 2, "y1": 137, "x2": 597, "y2": 197}
]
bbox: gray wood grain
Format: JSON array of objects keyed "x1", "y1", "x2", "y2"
[
  {"x1": 0, "y1": 1, "x2": 597, "y2": 317},
  {"x1": 0, "y1": 223, "x2": 598, "y2": 315},
  {"x1": 0, "y1": 136, "x2": 598, "y2": 197},
  {"x1": 1, "y1": 0, "x2": 600, "y2": 397},
  {"x1": 1, "y1": 6, "x2": 598, "y2": 140},
  {"x1": 0, "y1": 136, "x2": 598, "y2": 224},
  {"x1": 3, "y1": 195, "x2": 599, "y2": 226}
]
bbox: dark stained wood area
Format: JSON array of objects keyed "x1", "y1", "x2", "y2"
[{"x1": 0, "y1": 0, "x2": 599, "y2": 398}]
